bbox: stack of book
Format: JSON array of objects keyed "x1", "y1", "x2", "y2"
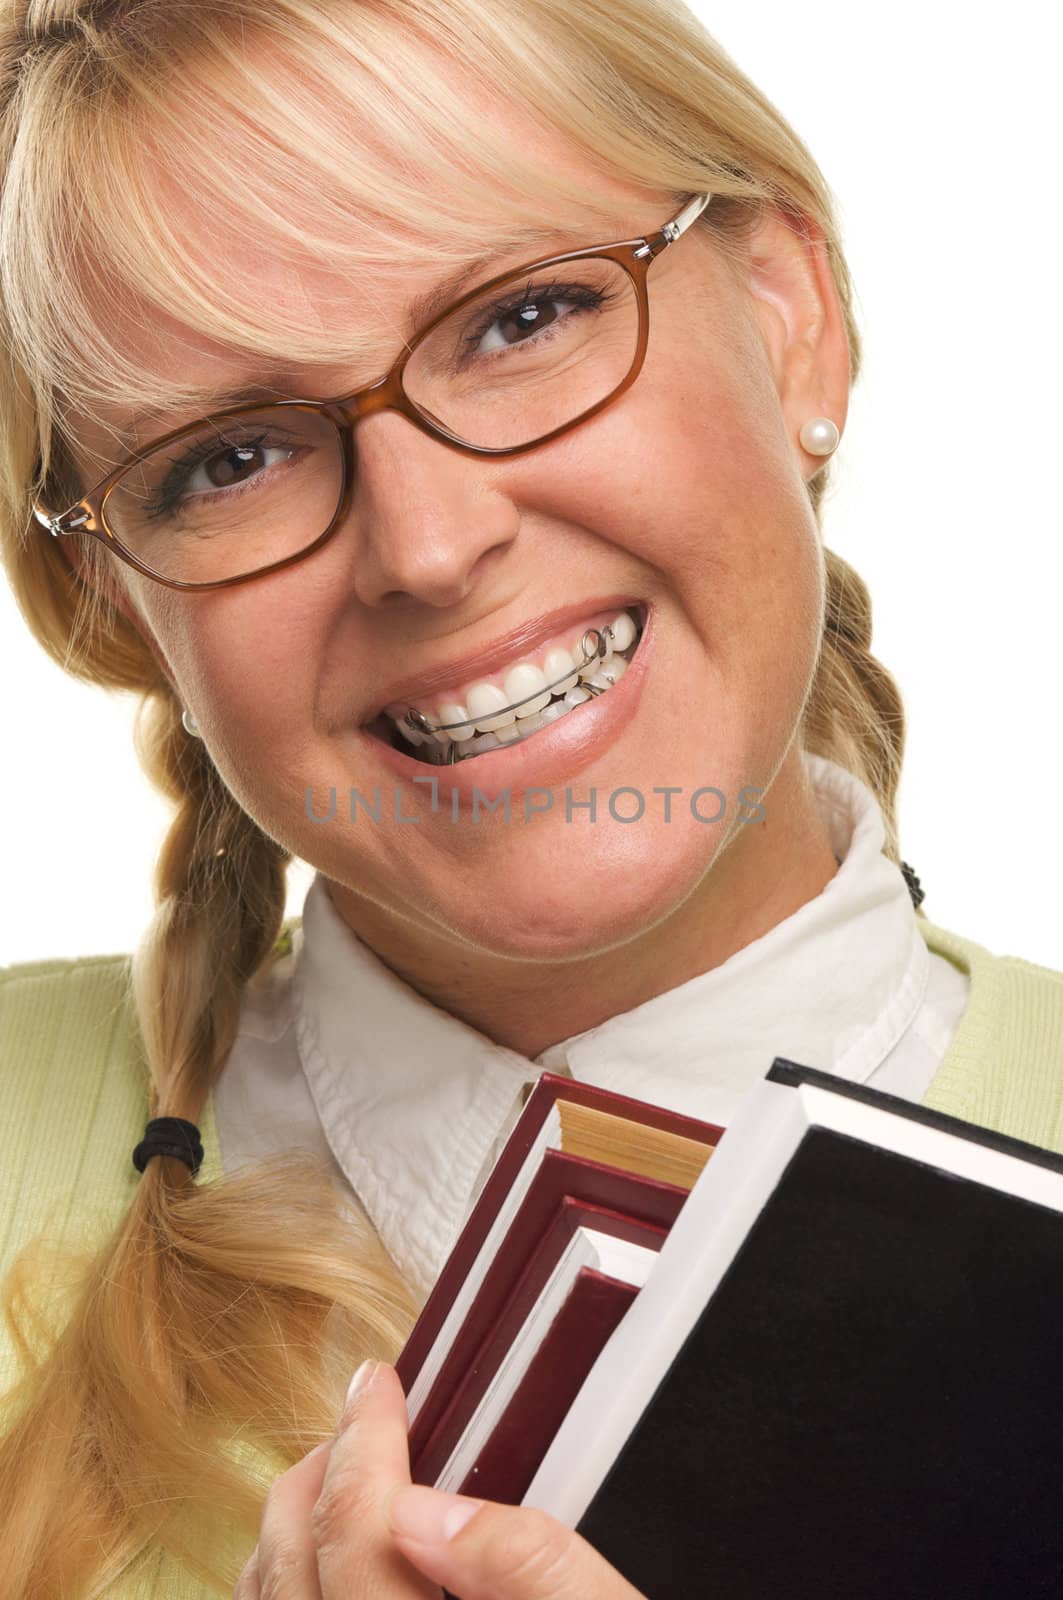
[
  {"x1": 397, "y1": 1073, "x2": 723, "y2": 1501},
  {"x1": 396, "y1": 1062, "x2": 1063, "y2": 1597}
]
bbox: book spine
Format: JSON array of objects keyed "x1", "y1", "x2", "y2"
[
  {"x1": 397, "y1": 1072, "x2": 722, "y2": 1391},
  {"x1": 407, "y1": 1155, "x2": 684, "y2": 1463},
  {"x1": 452, "y1": 1269, "x2": 639, "y2": 1506},
  {"x1": 410, "y1": 1199, "x2": 666, "y2": 1481}
]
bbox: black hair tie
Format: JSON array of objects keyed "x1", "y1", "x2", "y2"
[
  {"x1": 899, "y1": 859, "x2": 925, "y2": 910},
  {"x1": 132, "y1": 1117, "x2": 204, "y2": 1177}
]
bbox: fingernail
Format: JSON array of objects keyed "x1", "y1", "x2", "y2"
[
  {"x1": 385, "y1": 1483, "x2": 485, "y2": 1544},
  {"x1": 343, "y1": 1359, "x2": 379, "y2": 1415}
]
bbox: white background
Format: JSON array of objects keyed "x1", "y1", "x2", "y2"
[{"x1": 1, "y1": 2, "x2": 1059, "y2": 969}]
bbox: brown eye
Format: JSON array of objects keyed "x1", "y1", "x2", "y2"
[
  {"x1": 202, "y1": 441, "x2": 273, "y2": 489},
  {"x1": 488, "y1": 293, "x2": 568, "y2": 347},
  {"x1": 463, "y1": 281, "x2": 607, "y2": 359}
]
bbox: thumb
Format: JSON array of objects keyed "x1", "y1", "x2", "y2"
[{"x1": 382, "y1": 1484, "x2": 647, "y2": 1599}]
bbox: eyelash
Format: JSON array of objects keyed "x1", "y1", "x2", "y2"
[
  {"x1": 459, "y1": 277, "x2": 607, "y2": 354},
  {"x1": 141, "y1": 279, "x2": 609, "y2": 520},
  {"x1": 142, "y1": 430, "x2": 278, "y2": 523}
]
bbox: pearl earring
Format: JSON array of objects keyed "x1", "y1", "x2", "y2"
[
  {"x1": 181, "y1": 707, "x2": 201, "y2": 738},
  {"x1": 799, "y1": 416, "x2": 840, "y2": 457}
]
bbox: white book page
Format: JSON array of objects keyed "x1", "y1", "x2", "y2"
[
  {"x1": 435, "y1": 1229, "x2": 657, "y2": 1492},
  {"x1": 797, "y1": 1082, "x2": 1063, "y2": 1211}
]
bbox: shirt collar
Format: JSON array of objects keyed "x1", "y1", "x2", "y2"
[{"x1": 290, "y1": 752, "x2": 928, "y2": 1297}]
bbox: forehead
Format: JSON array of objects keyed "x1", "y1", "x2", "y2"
[{"x1": 67, "y1": 56, "x2": 673, "y2": 468}]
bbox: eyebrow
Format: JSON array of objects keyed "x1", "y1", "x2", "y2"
[
  {"x1": 112, "y1": 220, "x2": 632, "y2": 453},
  {"x1": 416, "y1": 221, "x2": 630, "y2": 324}
]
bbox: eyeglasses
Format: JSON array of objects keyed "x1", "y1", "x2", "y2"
[{"x1": 32, "y1": 192, "x2": 712, "y2": 591}]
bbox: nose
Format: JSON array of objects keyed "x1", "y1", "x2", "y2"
[{"x1": 335, "y1": 409, "x2": 519, "y2": 609}]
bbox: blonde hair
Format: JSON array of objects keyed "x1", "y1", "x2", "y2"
[{"x1": 0, "y1": 0, "x2": 912, "y2": 1592}]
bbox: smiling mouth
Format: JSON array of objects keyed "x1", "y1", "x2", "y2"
[{"x1": 363, "y1": 603, "x2": 647, "y2": 765}]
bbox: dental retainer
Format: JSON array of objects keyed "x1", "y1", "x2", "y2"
[{"x1": 401, "y1": 625, "x2": 621, "y2": 764}]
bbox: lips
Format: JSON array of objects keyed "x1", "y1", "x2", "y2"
[
  {"x1": 355, "y1": 597, "x2": 655, "y2": 797},
  {"x1": 358, "y1": 598, "x2": 647, "y2": 728}
]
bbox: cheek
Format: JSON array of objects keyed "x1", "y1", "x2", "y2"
[
  {"x1": 555, "y1": 338, "x2": 823, "y2": 666},
  {"x1": 147, "y1": 595, "x2": 322, "y2": 805}
]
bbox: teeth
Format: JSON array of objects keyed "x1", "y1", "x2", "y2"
[
  {"x1": 587, "y1": 656, "x2": 628, "y2": 692},
  {"x1": 503, "y1": 662, "x2": 551, "y2": 718},
  {"x1": 438, "y1": 702, "x2": 476, "y2": 741},
  {"x1": 386, "y1": 606, "x2": 644, "y2": 761},
  {"x1": 578, "y1": 630, "x2": 613, "y2": 681},
  {"x1": 542, "y1": 647, "x2": 579, "y2": 694},
  {"x1": 465, "y1": 682, "x2": 514, "y2": 735},
  {"x1": 608, "y1": 610, "x2": 637, "y2": 652},
  {"x1": 392, "y1": 608, "x2": 633, "y2": 745}
]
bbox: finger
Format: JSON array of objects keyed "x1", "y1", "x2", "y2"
[
  {"x1": 313, "y1": 1360, "x2": 439, "y2": 1598},
  {"x1": 383, "y1": 1487, "x2": 647, "y2": 1600},
  {"x1": 233, "y1": 1544, "x2": 260, "y2": 1600},
  {"x1": 254, "y1": 1441, "x2": 332, "y2": 1600}
]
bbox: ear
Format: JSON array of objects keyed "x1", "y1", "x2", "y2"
[
  {"x1": 741, "y1": 205, "x2": 851, "y2": 474},
  {"x1": 56, "y1": 535, "x2": 180, "y2": 694}
]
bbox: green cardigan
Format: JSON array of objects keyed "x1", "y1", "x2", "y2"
[{"x1": 2, "y1": 916, "x2": 1062, "y2": 1597}]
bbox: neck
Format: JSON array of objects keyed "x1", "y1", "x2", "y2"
[{"x1": 325, "y1": 749, "x2": 840, "y2": 1059}]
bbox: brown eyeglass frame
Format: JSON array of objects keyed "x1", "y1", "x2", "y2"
[{"x1": 32, "y1": 192, "x2": 713, "y2": 592}]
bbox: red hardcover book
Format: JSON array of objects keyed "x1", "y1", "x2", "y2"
[
  {"x1": 410, "y1": 1193, "x2": 668, "y2": 1483},
  {"x1": 397, "y1": 1070, "x2": 723, "y2": 1405},
  {"x1": 406, "y1": 1152, "x2": 685, "y2": 1463},
  {"x1": 454, "y1": 1267, "x2": 638, "y2": 1505},
  {"x1": 398, "y1": 1070, "x2": 724, "y2": 1515}
]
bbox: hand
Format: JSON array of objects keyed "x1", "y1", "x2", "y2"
[{"x1": 234, "y1": 1359, "x2": 648, "y2": 1599}]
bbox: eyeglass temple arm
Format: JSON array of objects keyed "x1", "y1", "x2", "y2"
[
  {"x1": 662, "y1": 192, "x2": 713, "y2": 242},
  {"x1": 30, "y1": 462, "x2": 94, "y2": 535},
  {"x1": 633, "y1": 191, "x2": 712, "y2": 264},
  {"x1": 30, "y1": 442, "x2": 107, "y2": 534},
  {"x1": 33, "y1": 505, "x2": 88, "y2": 535}
]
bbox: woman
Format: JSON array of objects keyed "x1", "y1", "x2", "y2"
[{"x1": 1, "y1": 1, "x2": 1061, "y2": 1597}]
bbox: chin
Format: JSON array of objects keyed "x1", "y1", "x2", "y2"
[{"x1": 428, "y1": 818, "x2": 723, "y2": 962}]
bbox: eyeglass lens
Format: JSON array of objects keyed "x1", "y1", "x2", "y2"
[{"x1": 99, "y1": 258, "x2": 639, "y2": 584}]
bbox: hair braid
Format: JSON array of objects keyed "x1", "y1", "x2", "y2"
[
  {"x1": 0, "y1": 691, "x2": 419, "y2": 1597},
  {"x1": 801, "y1": 545, "x2": 913, "y2": 891},
  {"x1": 130, "y1": 693, "x2": 292, "y2": 1116}
]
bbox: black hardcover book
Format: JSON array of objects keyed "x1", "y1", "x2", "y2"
[{"x1": 519, "y1": 1061, "x2": 1063, "y2": 1598}]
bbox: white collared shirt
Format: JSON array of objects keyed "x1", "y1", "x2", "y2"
[{"x1": 213, "y1": 753, "x2": 969, "y2": 1306}]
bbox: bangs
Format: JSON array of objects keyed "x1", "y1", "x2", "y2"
[{"x1": 1, "y1": 0, "x2": 755, "y2": 477}]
